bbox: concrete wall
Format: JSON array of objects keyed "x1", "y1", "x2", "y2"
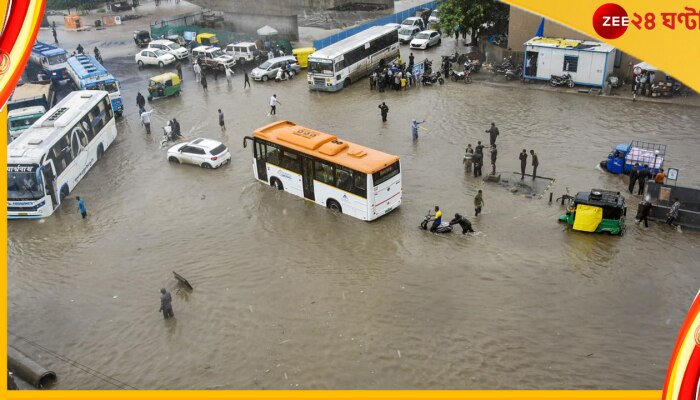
[
  {"x1": 191, "y1": 0, "x2": 393, "y2": 16},
  {"x1": 221, "y1": 12, "x2": 299, "y2": 41},
  {"x1": 508, "y1": 6, "x2": 640, "y2": 80}
]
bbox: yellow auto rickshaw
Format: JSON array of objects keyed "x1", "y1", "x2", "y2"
[
  {"x1": 147, "y1": 72, "x2": 181, "y2": 100},
  {"x1": 292, "y1": 47, "x2": 316, "y2": 68},
  {"x1": 196, "y1": 33, "x2": 219, "y2": 46}
]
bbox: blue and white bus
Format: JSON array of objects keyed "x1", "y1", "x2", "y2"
[
  {"x1": 29, "y1": 41, "x2": 70, "y2": 83},
  {"x1": 66, "y1": 54, "x2": 124, "y2": 116},
  {"x1": 7, "y1": 91, "x2": 117, "y2": 219}
]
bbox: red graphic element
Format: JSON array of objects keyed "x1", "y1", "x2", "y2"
[{"x1": 592, "y1": 3, "x2": 629, "y2": 39}]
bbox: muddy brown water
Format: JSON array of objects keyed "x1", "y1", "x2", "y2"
[{"x1": 8, "y1": 41, "x2": 700, "y2": 389}]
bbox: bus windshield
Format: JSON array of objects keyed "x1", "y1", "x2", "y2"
[
  {"x1": 48, "y1": 53, "x2": 68, "y2": 65},
  {"x1": 9, "y1": 115, "x2": 41, "y2": 130},
  {"x1": 8, "y1": 168, "x2": 45, "y2": 201},
  {"x1": 309, "y1": 59, "x2": 333, "y2": 75},
  {"x1": 372, "y1": 161, "x2": 400, "y2": 186},
  {"x1": 103, "y1": 82, "x2": 119, "y2": 93}
]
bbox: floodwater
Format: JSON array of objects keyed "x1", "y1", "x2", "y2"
[{"x1": 8, "y1": 40, "x2": 700, "y2": 389}]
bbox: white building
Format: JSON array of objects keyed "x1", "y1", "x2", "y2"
[{"x1": 524, "y1": 37, "x2": 616, "y2": 87}]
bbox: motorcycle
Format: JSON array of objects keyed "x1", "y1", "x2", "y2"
[
  {"x1": 450, "y1": 68, "x2": 472, "y2": 84},
  {"x1": 463, "y1": 58, "x2": 480, "y2": 73},
  {"x1": 549, "y1": 73, "x2": 575, "y2": 88},
  {"x1": 504, "y1": 64, "x2": 523, "y2": 81},
  {"x1": 159, "y1": 124, "x2": 182, "y2": 147},
  {"x1": 422, "y1": 71, "x2": 444, "y2": 86},
  {"x1": 493, "y1": 57, "x2": 513, "y2": 74},
  {"x1": 419, "y1": 211, "x2": 453, "y2": 233}
]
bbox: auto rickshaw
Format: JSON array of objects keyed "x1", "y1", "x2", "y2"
[
  {"x1": 147, "y1": 72, "x2": 181, "y2": 100},
  {"x1": 196, "y1": 33, "x2": 219, "y2": 46},
  {"x1": 558, "y1": 189, "x2": 626, "y2": 235}
]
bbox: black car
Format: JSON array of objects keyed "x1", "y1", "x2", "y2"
[
  {"x1": 133, "y1": 30, "x2": 151, "y2": 47},
  {"x1": 109, "y1": 1, "x2": 132, "y2": 12}
]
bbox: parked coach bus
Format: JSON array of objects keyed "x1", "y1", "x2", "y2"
[
  {"x1": 243, "y1": 121, "x2": 401, "y2": 221},
  {"x1": 307, "y1": 25, "x2": 399, "y2": 92},
  {"x1": 67, "y1": 54, "x2": 124, "y2": 116},
  {"x1": 7, "y1": 91, "x2": 117, "y2": 219}
]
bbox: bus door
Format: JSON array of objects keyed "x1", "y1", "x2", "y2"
[
  {"x1": 301, "y1": 156, "x2": 315, "y2": 201},
  {"x1": 41, "y1": 161, "x2": 59, "y2": 208},
  {"x1": 254, "y1": 140, "x2": 268, "y2": 182}
]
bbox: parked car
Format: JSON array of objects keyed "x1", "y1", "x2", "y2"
[
  {"x1": 224, "y1": 42, "x2": 259, "y2": 65},
  {"x1": 167, "y1": 138, "x2": 231, "y2": 169},
  {"x1": 147, "y1": 39, "x2": 189, "y2": 60},
  {"x1": 109, "y1": 1, "x2": 132, "y2": 12},
  {"x1": 133, "y1": 30, "x2": 151, "y2": 47},
  {"x1": 250, "y1": 56, "x2": 300, "y2": 82},
  {"x1": 398, "y1": 26, "x2": 421, "y2": 43},
  {"x1": 135, "y1": 49, "x2": 176, "y2": 68},
  {"x1": 410, "y1": 30, "x2": 441, "y2": 49},
  {"x1": 401, "y1": 17, "x2": 426, "y2": 31},
  {"x1": 191, "y1": 46, "x2": 236, "y2": 71}
]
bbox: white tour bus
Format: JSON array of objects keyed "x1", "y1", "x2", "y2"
[
  {"x1": 307, "y1": 25, "x2": 400, "y2": 92},
  {"x1": 7, "y1": 90, "x2": 117, "y2": 219},
  {"x1": 243, "y1": 121, "x2": 402, "y2": 221}
]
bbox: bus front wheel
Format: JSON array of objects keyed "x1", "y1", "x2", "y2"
[
  {"x1": 343, "y1": 78, "x2": 351, "y2": 88},
  {"x1": 96, "y1": 144, "x2": 104, "y2": 160},
  {"x1": 271, "y1": 178, "x2": 283, "y2": 190},
  {"x1": 59, "y1": 186, "x2": 69, "y2": 202},
  {"x1": 327, "y1": 199, "x2": 342, "y2": 213}
]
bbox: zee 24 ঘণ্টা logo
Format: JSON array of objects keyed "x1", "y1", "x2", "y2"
[{"x1": 593, "y1": 2, "x2": 700, "y2": 39}]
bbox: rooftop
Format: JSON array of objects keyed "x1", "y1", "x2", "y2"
[{"x1": 525, "y1": 37, "x2": 615, "y2": 53}]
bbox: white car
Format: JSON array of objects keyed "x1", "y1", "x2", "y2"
[
  {"x1": 167, "y1": 138, "x2": 231, "y2": 169},
  {"x1": 401, "y1": 17, "x2": 426, "y2": 31},
  {"x1": 224, "y1": 41, "x2": 259, "y2": 64},
  {"x1": 135, "y1": 49, "x2": 176, "y2": 68},
  {"x1": 410, "y1": 30, "x2": 441, "y2": 49},
  {"x1": 398, "y1": 26, "x2": 421, "y2": 43},
  {"x1": 147, "y1": 39, "x2": 189, "y2": 60}
]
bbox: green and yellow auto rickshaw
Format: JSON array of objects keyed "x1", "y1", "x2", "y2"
[
  {"x1": 558, "y1": 189, "x2": 626, "y2": 235},
  {"x1": 147, "y1": 72, "x2": 181, "y2": 100}
]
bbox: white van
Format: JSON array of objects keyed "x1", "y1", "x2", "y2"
[{"x1": 225, "y1": 42, "x2": 259, "y2": 64}]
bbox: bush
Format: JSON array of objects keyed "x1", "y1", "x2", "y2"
[{"x1": 46, "y1": 0, "x2": 103, "y2": 10}]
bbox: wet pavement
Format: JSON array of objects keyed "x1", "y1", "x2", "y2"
[{"x1": 8, "y1": 17, "x2": 700, "y2": 390}]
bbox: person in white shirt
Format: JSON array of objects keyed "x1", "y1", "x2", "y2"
[
  {"x1": 269, "y1": 94, "x2": 280, "y2": 115},
  {"x1": 140, "y1": 109, "x2": 154, "y2": 134},
  {"x1": 193, "y1": 62, "x2": 202, "y2": 82},
  {"x1": 225, "y1": 66, "x2": 234, "y2": 86}
]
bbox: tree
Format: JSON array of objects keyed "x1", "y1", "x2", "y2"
[{"x1": 438, "y1": 0, "x2": 510, "y2": 44}]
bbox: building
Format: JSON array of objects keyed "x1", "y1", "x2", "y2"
[
  {"x1": 524, "y1": 37, "x2": 616, "y2": 87},
  {"x1": 508, "y1": 6, "x2": 638, "y2": 80}
]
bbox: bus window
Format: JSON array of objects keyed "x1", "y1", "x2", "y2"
[
  {"x1": 314, "y1": 160, "x2": 335, "y2": 185},
  {"x1": 353, "y1": 172, "x2": 367, "y2": 198},
  {"x1": 279, "y1": 151, "x2": 301, "y2": 173},
  {"x1": 265, "y1": 142, "x2": 280, "y2": 165},
  {"x1": 335, "y1": 166, "x2": 353, "y2": 192},
  {"x1": 334, "y1": 60, "x2": 345, "y2": 71}
]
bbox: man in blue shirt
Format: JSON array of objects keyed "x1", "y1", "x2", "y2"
[
  {"x1": 411, "y1": 119, "x2": 425, "y2": 140},
  {"x1": 76, "y1": 196, "x2": 87, "y2": 219}
]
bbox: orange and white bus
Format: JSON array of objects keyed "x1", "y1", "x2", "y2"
[{"x1": 243, "y1": 121, "x2": 401, "y2": 221}]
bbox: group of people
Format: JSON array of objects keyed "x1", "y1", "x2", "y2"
[
  {"x1": 370, "y1": 53, "x2": 423, "y2": 92},
  {"x1": 462, "y1": 123, "x2": 539, "y2": 180},
  {"x1": 628, "y1": 163, "x2": 666, "y2": 195},
  {"x1": 428, "y1": 206, "x2": 475, "y2": 234}
]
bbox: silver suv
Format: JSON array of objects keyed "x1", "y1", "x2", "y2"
[{"x1": 250, "y1": 56, "x2": 300, "y2": 81}]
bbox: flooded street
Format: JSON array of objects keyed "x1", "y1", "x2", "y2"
[{"x1": 8, "y1": 37, "x2": 700, "y2": 389}]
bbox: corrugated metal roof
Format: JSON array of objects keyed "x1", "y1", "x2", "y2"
[{"x1": 525, "y1": 37, "x2": 615, "y2": 53}]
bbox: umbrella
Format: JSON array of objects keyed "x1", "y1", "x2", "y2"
[
  {"x1": 257, "y1": 25, "x2": 279, "y2": 36},
  {"x1": 634, "y1": 61, "x2": 659, "y2": 72}
]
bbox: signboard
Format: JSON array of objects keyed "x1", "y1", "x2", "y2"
[
  {"x1": 659, "y1": 187, "x2": 671, "y2": 202},
  {"x1": 667, "y1": 168, "x2": 679, "y2": 181}
]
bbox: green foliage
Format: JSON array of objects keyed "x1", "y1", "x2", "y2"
[
  {"x1": 46, "y1": 0, "x2": 103, "y2": 11},
  {"x1": 438, "y1": 0, "x2": 509, "y2": 41}
]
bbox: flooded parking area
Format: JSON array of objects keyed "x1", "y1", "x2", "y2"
[{"x1": 8, "y1": 35, "x2": 700, "y2": 389}]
